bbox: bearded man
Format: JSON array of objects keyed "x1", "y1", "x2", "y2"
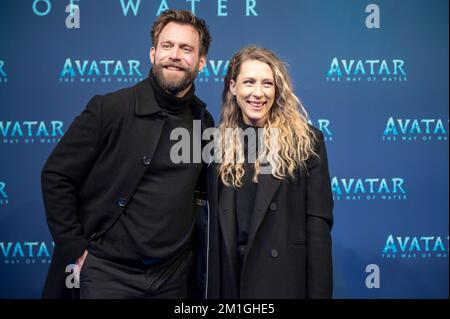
[{"x1": 41, "y1": 9, "x2": 214, "y2": 299}]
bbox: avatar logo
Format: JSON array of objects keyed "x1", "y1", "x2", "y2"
[
  {"x1": 326, "y1": 58, "x2": 407, "y2": 83},
  {"x1": 331, "y1": 177, "x2": 407, "y2": 201},
  {"x1": 59, "y1": 58, "x2": 143, "y2": 83},
  {"x1": 0, "y1": 181, "x2": 8, "y2": 205},
  {"x1": 197, "y1": 60, "x2": 229, "y2": 83},
  {"x1": 0, "y1": 241, "x2": 54, "y2": 265},
  {"x1": 383, "y1": 117, "x2": 448, "y2": 142},
  {"x1": 0, "y1": 60, "x2": 7, "y2": 83},
  {"x1": 0, "y1": 120, "x2": 64, "y2": 144},
  {"x1": 382, "y1": 235, "x2": 449, "y2": 259}
]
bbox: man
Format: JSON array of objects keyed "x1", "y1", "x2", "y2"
[{"x1": 41, "y1": 9, "x2": 213, "y2": 299}]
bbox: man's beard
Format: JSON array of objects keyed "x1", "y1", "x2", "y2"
[{"x1": 152, "y1": 62, "x2": 199, "y2": 96}]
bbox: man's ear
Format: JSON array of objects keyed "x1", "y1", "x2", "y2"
[
  {"x1": 198, "y1": 55, "x2": 206, "y2": 72},
  {"x1": 150, "y1": 47, "x2": 156, "y2": 65}
]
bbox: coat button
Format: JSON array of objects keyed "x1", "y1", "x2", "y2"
[
  {"x1": 269, "y1": 202, "x2": 277, "y2": 211},
  {"x1": 271, "y1": 249, "x2": 278, "y2": 258},
  {"x1": 118, "y1": 198, "x2": 127, "y2": 207},
  {"x1": 238, "y1": 246, "x2": 247, "y2": 258},
  {"x1": 142, "y1": 156, "x2": 152, "y2": 165}
]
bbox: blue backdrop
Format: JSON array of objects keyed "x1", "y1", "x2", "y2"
[{"x1": 0, "y1": 0, "x2": 448, "y2": 298}]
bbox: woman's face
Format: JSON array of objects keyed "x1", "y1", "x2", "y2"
[{"x1": 230, "y1": 59, "x2": 276, "y2": 126}]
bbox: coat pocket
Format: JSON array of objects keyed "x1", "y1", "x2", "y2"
[{"x1": 287, "y1": 222, "x2": 306, "y2": 245}]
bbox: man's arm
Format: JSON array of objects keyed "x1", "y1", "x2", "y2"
[{"x1": 41, "y1": 95, "x2": 103, "y2": 264}]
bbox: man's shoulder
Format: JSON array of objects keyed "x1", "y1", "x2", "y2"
[
  {"x1": 192, "y1": 95, "x2": 215, "y2": 128},
  {"x1": 203, "y1": 109, "x2": 215, "y2": 128},
  {"x1": 98, "y1": 81, "x2": 140, "y2": 106},
  {"x1": 89, "y1": 80, "x2": 146, "y2": 117}
]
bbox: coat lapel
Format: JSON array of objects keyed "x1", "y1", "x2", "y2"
[
  {"x1": 115, "y1": 79, "x2": 207, "y2": 204},
  {"x1": 110, "y1": 80, "x2": 166, "y2": 201},
  {"x1": 217, "y1": 170, "x2": 282, "y2": 292},
  {"x1": 243, "y1": 173, "x2": 281, "y2": 264},
  {"x1": 114, "y1": 116, "x2": 166, "y2": 199}
]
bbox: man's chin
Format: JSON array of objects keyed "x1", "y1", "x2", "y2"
[
  {"x1": 164, "y1": 80, "x2": 184, "y2": 90},
  {"x1": 160, "y1": 79, "x2": 188, "y2": 95},
  {"x1": 164, "y1": 74, "x2": 185, "y2": 84},
  {"x1": 153, "y1": 66, "x2": 196, "y2": 95}
]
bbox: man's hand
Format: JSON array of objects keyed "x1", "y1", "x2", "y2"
[
  {"x1": 75, "y1": 250, "x2": 89, "y2": 274},
  {"x1": 73, "y1": 250, "x2": 88, "y2": 284}
]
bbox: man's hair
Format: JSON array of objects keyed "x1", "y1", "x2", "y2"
[{"x1": 151, "y1": 9, "x2": 211, "y2": 57}]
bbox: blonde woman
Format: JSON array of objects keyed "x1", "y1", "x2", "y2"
[{"x1": 206, "y1": 46, "x2": 334, "y2": 299}]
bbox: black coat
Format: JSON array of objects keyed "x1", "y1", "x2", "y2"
[
  {"x1": 41, "y1": 78, "x2": 214, "y2": 299},
  {"x1": 205, "y1": 128, "x2": 334, "y2": 299}
]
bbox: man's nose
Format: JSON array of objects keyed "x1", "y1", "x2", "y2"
[{"x1": 169, "y1": 47, "x2": 181, "y2": 60}]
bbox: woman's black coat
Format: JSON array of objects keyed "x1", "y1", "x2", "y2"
[{"x1": 205, "y1": 128, "x2": 334, "y2": 299}]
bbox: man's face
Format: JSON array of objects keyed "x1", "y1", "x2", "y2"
[{"x1": 150, "y1": 22, "x2": 206, "y2": 97}]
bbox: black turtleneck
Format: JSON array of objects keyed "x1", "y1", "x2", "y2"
[
  {"x1": 149, "y1": 70, "x2": 195, "y2": 113},
  {"x1": 235, "y1": 116, "x2": 260, "y2": 264},
  {"x1": 89, "y1": 70, "x2": 203, "y2": 264}
]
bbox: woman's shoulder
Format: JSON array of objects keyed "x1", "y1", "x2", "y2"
[{"x1": 307, "y1": 123, "x2": 324, "y2": 140}]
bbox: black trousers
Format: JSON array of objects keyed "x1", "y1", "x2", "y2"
[{"x1": 79, "y1": 248, "x2": 194, "y2": 299}]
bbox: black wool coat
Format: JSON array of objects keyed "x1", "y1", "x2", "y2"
[
  {"x1": 41, "y1": 78, "x2": 214, "y2": 298},
  {"x1": 205, "y1": 128, "x2": 334, "y2": 299}
]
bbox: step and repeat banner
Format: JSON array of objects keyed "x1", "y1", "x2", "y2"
[{"x1": 0, "y1": 0, "x2": 448, "y2": 298}]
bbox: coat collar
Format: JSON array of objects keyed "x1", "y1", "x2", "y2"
[{"x1": 134, "y1": 78, "x2": 206, "y2": 117}]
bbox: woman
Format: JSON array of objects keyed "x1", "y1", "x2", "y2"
[{"x1": 206, "y1": 46, "x2": 334, "y2": 299}]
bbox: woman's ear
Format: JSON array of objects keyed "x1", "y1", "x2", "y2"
[{"x1": 229, "y1": 79, "x2": 236, "y2": 96}]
